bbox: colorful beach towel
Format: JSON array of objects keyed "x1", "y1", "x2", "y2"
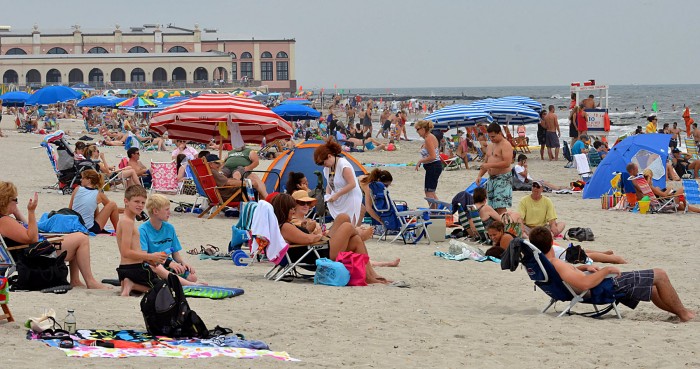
[
  {"x1": 29, "y1": 329, "x2": 298, "y2": 361},
  {"x1": 434, "y1": 251, "x2": 499, "y2": 263},
  {"x1": 182, "y1": 286, "x2": 244, "y2": 299}
]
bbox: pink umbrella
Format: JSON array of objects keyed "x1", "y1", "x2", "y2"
[{"x1": 150, "y1": 94, "x2": 292, "y2": 145}]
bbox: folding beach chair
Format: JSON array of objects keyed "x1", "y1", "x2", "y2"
[
  {"x1": 517, "y1": 238, "x2": 623, "y2": 319},
  {"x1": 562, "y1": 141, "x2": 574, "y2": 168},
  {"x1": 184, "y1": 164, "x2": 208, "y2": 213},
  {"x1": 682, "y1": 179, "x2": 700, "y2": 205},
  {"x1": 684, "y1": 138, "x2": 699, "y2": 160},
  {"x1": 149, "y1": 160, "x2": 180, "y2": 195},
  {"x1": 439, "y1": 153, "x2": 463, "y2": 171},
  {"x1": 629, "y1": 175, "x2": 678, "y2": 213},
  {"x1": 466, "y1": 205, "x2": 490, "y2": 243},
  {"x1": 573, "y1": 153, "x2": 593, "y2": 182},
  {"x1": 0, "y1": 236, "x2": 16, "y2": 322},
  {"x1": 188, "y1": 157, "x2": 244, "y2": 219},
  {"x1": 369, "y1": 181, "x2": 432, "y2": 244},
  {"x1": 588, "y1": 149, "x2": 602, "y2": 168}
]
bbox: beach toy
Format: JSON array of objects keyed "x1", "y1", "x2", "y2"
[{"x1": 638, "y1": 199, "x2": 651, "y2": 214}]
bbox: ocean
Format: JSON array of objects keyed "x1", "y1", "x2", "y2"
[{"x1": 342, "y1": 84, "x2": 699, "y2": 142}]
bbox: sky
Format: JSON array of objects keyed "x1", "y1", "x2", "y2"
[{"x1": 3, "y1": 0, "x2": 700, "y2": 89}]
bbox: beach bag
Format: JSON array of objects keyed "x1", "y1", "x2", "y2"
[
  {"x1": 567, "y1": 227, "x2": 594, "y2": 242},
  {"x1": 601, "y1": 191, "x2": 622, "y2": 210},
  {"x1": 563, "y1": 243, "x2": 589, "y2": 264},
  {"x1": 336, "y1": 251, "x2": 369, "y2": 287},
  {"x1": 141, "y1": 273, "x2": 210, "y2": 338},
  {"x1": 314, "y1": 258, "x2": 350, "y2": 287},
  {"x1": 181, "y1": 178, "x2": 198, "y2": 196},
  {"x1": 10, "y1": 249, "x2": 69, "y2": 291},
  {"x1": 501, "y1": 213, "x2": 522, "y2": 238}
]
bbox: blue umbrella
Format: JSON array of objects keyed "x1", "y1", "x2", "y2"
[
  {"x1": 25, "y1": 86, "x2": 83, "y2": 106},
  {"x1": 70, "y1": 83, "x2": 95, "y2": 90},
  {"x1": 470, "y1": 99, "x2": 540, "y2": 124},
  {"x1": 0, "y1": 91, "x2": 31, "y2": 106},
  {"x1": 76, "y1": 96, "x2": 125, "y2": 108},
  {"x1": 271, "y1": 104, "x2": 321, "y2": 121},
  {"x1": 425, "y1": 104, "x2": 493, "y2": 129},
  {"x1": 497, "y1": 96, "x2": 543, "y2": 112},
  {"x1": 279, "y1": 98, "x2": 312, "y2": 105},
  {"x1": 582, "y1": 134, "x2": 671, "y2": 199}
]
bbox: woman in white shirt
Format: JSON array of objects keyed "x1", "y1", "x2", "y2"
[{"x1": 313, "y1": 140, "x2": 363, "y2": 225}]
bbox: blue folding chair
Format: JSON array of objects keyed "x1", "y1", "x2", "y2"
[
  {"x1": 517, "y1": 238, "x2": 623, "y2": 319},
  {"x1": 369, "y1": 182, "x2": 432, "y2": 244},
  {"x1": 682, "y1": 179, "x2": 700, "y2": 206}
]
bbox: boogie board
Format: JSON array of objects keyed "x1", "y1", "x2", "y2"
[{"x1": 182, "y1": 286, "x2": 244, "y2": 299}]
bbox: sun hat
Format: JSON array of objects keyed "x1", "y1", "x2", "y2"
[{"x1": 291, "y1": 190, "x2": 317, "y2": 206}]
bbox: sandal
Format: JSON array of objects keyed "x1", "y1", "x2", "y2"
[
  {"x1": 40, "y1": 285, "x2": 73, "y2": 294},
  {"x1": 187, "y1": 246, "x2": 205, "y2": 255},
  {"x1": 203, "y1": 244, "x2": 220, "y2": 256}
]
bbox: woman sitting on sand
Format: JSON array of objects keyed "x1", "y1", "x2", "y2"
[
  {"x1": 485, "y1": 221, "x2": 626, "y2": 263},
  {"x1": 69, "y1": 169, "x2": 120, "y2": 234},
  {"x1": 271, "y1": 193, "x2": 394, "y2": 284},
  {"x1": 85, "y1": 145, "x2": 141, "y2": 187},
  {"x1": 0, "y1": 181, "x2": 108, "y2": 289}
]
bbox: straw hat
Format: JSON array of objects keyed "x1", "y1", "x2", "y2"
[{"x1": 291, "y1": 190, "x2": 317, "y2": 206}]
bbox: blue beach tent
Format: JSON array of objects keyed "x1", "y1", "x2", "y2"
[
  {"x1": 582, "y1": 134, "x2": 671, "y2": 199},
  {"x1": 271, "y1": 104, "x2": 321, "y2": 121},
  {"x1": 262, "y1": 140, "x2": 368, "y2": 194}
]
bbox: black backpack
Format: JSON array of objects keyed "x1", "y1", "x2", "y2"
[{"x1": 140, "y1": 273, "x2": 210, "y2": 338}]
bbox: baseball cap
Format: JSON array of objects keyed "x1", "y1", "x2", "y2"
[
  {"x1": 205, "y1": 154, "x2": 223, "y2": 163},
  {"x1": 532, "y1": 180, "x2": 544, "y2": 188}
]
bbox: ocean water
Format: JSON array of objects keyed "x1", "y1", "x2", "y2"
[{"x1": 346, "y1": 84, "x2": 699, "y2": 142}]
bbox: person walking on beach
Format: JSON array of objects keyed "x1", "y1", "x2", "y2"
[
  {"x1": 569, "y1": 106, "x2": 579, "y2": 146},
  {"x1": 537, "y1": 110, "x2": 547, "y2": 160},
  {"x1": 476, "y1": 123, "x2": 513, "y2": 215},
  {"x1": 362, "y1": 102, "x2": 373, "y2": 138},
  {"x1": 414, "y1": 120, "x2": 442, "y2": 206},
  {"x1": 544, "y1": 105, "x2": 561, "y2": 161},
  {"x1": 671, "y1": 122, "x2": 682, "y2": 148}
]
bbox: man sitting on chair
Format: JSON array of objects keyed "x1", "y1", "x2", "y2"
[
  {"x1": 126, "y1": 147, "x2": 152, "y2": 188},
  {"x1": 206, "y1": 154, "x2": 268, "y2": 200},
  {"x1": 518, "y1": 180, "x2": 565, "y2": 237},
  {"x1": 529, "y1": 226, "x2": 695, "y2": 322}
]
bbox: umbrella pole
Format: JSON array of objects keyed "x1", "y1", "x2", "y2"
[{"x1": 218, "y1": 136, "x2": 223, "y2": 159}]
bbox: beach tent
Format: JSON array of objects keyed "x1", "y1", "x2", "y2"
[
  {"x1": 0, "y1": 91, "x2": 30, "y2": 106},
  {"x1": 582, "y1": 134, "x2": 671, "y2": 199},
  {"x1": 262, "y1": 140, "x2": 368, "y2": 194}
]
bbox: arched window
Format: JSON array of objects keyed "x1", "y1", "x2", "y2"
[
  {"x1": 47, "y1": 47, "x2": 68, "y2": 54},
  {"x1": 130, "y1": 68, "x2": 145, "y2": 82},
  {"x1": 261, "y1": 51, "x2": 272, "y2": 58},
  {"x1": 194, "y1": 67, "x2": 208, "y2": 82},
  {"x1": 171, "y1": 67, "x2": 186, "y2": 81},
  {"x1": 128, "y1": 46, "x2": 148, "y2": 53},
  {"x1": 168, "y1": 46, "x2": 188, "y2": 53},
  {"x1": 153, "y1": 68, "x2": 167, "y2": 82},
  {"x1": 3, "y1": 70, "x2": 18, "y2": 84},
  {"x1": 241, "y1": 52, "x2": 252, "y2": 59},
  {"x1": 276, "y1": 51, "x2": 288, "y2": 58},
  {"x1": 229, "y1": 52, "x2": 236, "y2": 59},
  {"x1": 26, "y1": 69, "x2": 41, "y2": 85},
  {"x1": 6, "y1": 48, "x2": 27, "y2": 55},
  {"x1": 68, "y1": 69, "x2": 84, "y2": 83},
  {"x1": 89, "y1": 68, "x2": 104, "y2": 83},
  {"x1": 46, "y1": 69, "x2": 62, "y2": 83},
  {"x1": 87, "y1": 47, "x2": 109, "y2": 54},
  {"x1": 111, "y1": 68, "x2": 126, "y2": 82}
]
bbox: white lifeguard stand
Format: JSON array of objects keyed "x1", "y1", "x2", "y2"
[{"x1": 571, "y1": 80, "x2": 610, "y2": 140}]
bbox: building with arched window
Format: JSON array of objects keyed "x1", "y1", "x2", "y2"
[{"x1": 0, "y1": 24, "x2": 296, "y2": 91}]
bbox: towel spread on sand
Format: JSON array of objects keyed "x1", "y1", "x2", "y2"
[
  {"x1": 434, "y1": 251, "x2": 499, "y2": 263},
  {"x1": 29, "y1": 329, "x2": 298, "y2": 361}
]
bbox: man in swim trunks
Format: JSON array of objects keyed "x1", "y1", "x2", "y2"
[
  {"x1": 476, "y1": 123, "x2": 513, "y2": 215},
  {"x1": 544, "y1": 105, "x2": 561, "y2": 161},
  {"x1": 528, "y1": 226, "x2": 695, "y2": 322}
]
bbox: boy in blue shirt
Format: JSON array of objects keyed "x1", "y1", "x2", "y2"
[
  {"x1": 140, "y1": 194, "x2": 202, "y2": 285},
  {"x1": 571, "y1": 134, "x2": 589, "y2": 155}
]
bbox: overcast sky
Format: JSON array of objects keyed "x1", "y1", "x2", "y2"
[{"x1": 3, "y1": 0, "x2": 699, "y2": 89}]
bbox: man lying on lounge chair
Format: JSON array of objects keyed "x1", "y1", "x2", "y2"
[{"x1": 528, "y1": 226, "x2": 695, "y2": 322}]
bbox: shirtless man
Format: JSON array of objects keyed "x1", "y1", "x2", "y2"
[
  {"x1": 476, "y1": 123, "x2": 513, "y2": 215},
  {"x1": 346, "y1": 105, "x2": 355, "y2": 127},
  {"x1": 670, "y1": 122, "x2": 682, "y2": 149},
  {"x1": 544, "y1": 105, "x2": 560, "y2": 160},
  {"x1": 529, "y1": 227, "x2": 695, "y2": 322},
  {"x1": 379, "y1": 109, "x2": 392, "y2": 139},
  {"x1": 582, "y1": 94, "x2": 596, "y2": 109},
  {"x1": 126, "y1": 147, "x2": 150, "y2": 186},
  {"x1": 692, "y1": 123, "x2": 700, "y2": 148}
]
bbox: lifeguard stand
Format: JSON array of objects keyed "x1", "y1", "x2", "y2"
[{"x1": 571, "y1": 80, "x2": 610, "y2": 142}]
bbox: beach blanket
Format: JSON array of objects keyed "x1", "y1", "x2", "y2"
[
  {"x1": 38, "y1": 213, "x2": 91, "y2": 235},
  {"x1": 434, "y1": 251, "x2": 499, "y2": 263},
  {"x1": 182, "y1": 286, "x2": 244, "y2": 299},
  {"x1": 29, "y1": 329, "x2": 298, "y2": 361}
]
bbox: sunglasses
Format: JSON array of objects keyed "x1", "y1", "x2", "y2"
[
  {"x1": 296, "y1": 201, "x2": 314, "y2": 206},
  {"x1": 11, "y1": 198, "x2": 18, "y2": 203}
]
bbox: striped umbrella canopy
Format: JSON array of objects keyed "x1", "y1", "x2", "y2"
[
  {"x1": 470, "y1": 99, "x2": 540, "y2": 124},
  {"x1": 117, "y1": 97, "x2": 157, "y2": 108},
  {"x1": 424, "y1": 104, "x2": 493, "y2": 129},
  {"x1": 149, "y1": 94, "x2": 293, "y2": 145},
  {"x1": 496, "y1": 96, "x2": 543, "y2": 112}
]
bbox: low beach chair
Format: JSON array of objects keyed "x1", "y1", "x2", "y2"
[
  {"x1": 149, "y1": 160, "x2": 179, "y2": 195},
  {"x1": 684, "y1": 138, "x2": 699, "y2": 160},
  {"x1": 517, "y1": 238, "x2": 623, "y2": 319},
  {"x1": 682, "y1": 179, "x2": 700, "y2": 205},
  {"x1": 439, "y1": 153, "x2": 462, "y2": 171},
  {"x1": 466, "y1": 205, "x2": 490, "y2": 243},
  {"x1": 0, "y1": 236, "x2": 14, "y2": 322},
  {"x1": 188, "y1": 157, "x2": 243, "y2": 219},
  {"x1": 588, "y1": 149, "x2": 602, "y2": 168},
  {"x1": 369, "y1": 182, "x2": 431, "y2": 244},
  {"x1": 629, "y1": 175, "x2": 678, "y2": 213},
  {"x1": 562, "y1": 141, "x2": 574, "y2": 168}
]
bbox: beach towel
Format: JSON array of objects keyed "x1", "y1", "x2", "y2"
[
  {"x1": 250, "y1": 200, "x2": 288, "y2": 263},
  {"x1": 182, "y1": 286, "x2": 244, "y2": 299},
  {"x1": 37, "y1": 213, "x2": 90, "y2": 235}
]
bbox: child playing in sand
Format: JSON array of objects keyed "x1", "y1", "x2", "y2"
[
  {"x1": 116, "y1": 185, "x2": 167, "y2": 296},
  {"x1": 140, "y1": 194, "x2": 203, "y2": 285}
]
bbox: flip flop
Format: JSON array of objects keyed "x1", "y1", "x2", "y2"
[
  {"x1": 40, "y1": 285, "x2": 73, "y2": 294},
  {"x1": 101, "y1": 279, "x2": 121, "y2": 287},
  {"x1": 389, "y1": 281, "x2": 410, "y2": 288}
]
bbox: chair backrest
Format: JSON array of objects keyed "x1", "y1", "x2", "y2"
[
  {"x1": 682, "y1": 179, "x2": 700, "y2": 205},
  {"x1": 150, "y1": 161, "x2": 179, "y2": 193},
  {"x1": 518, "y1": 238, "x2": 575, "y2": 302},
  {"x1": 630, "y1": 175, "x2": 659, "y2": 205},
  {"x1": 0, "y1": 235, "x2": 16, "y2": 278},
  {"x1": 188, "y1": 158, "x2": 224, "y2": 205},
  {"x1": 588, "y1": 149, "x2": 602, "y2": 167},
  {"x1": 185, "y1": 164, "x2": 207, "y2": 197},
  {"x1": 41, "y1": 142, "x2": 59, "y2": 174},
  {"x1": 368, "y1": 181, "x2": 403, "y2": 231},
  {"x1": 684, "y1": 138, "x2": 698, "y2": 156}
]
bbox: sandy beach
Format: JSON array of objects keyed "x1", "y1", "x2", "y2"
[{"x1": 1, "y1": 116, "x2": 699, "y2": 369}]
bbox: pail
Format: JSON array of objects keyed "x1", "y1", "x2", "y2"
[{"x1": 638, "y1": 199, "x2": 651, "y2": 214}]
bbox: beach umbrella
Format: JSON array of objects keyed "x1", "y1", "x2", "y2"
[
  {"x1": 470, "y1": 99, "x2": 540, "y2": 124},
  {"x1": 0, "y1": 91, "x2": 31, "y2": 106},
  {"x1": 582, "y1": 134, "x2": 671, "y2": 199},
  {"x1": 138, "y1": 89, "x2": 155, "y2": 98},
  {"x1": 153, "y1": 90, "x2": 171, "y2": 99},
  {"x1": 117, "y1": 97, "x2": 157, "y2": 109},
  {"x1": 272, "y1": 104, "x2": 321, "y2": 121},
  {"x1": 77, "y1": 95, "x2": 125, "y2": 108},
  {"x1": 103, "y1": 89, "x2": 117, "y2": 96},
  {"x1": 280, "y1": 98, "x2": 312, "y2": 106},
  {"x1": 497, "y1": 96, "x2": 543, "y2": 112},
  {"x1": 25, "y1": 85, "x2": 83, "y2": 106},
  {"x1": 149, "y1": 94, "x2": 293, "y2": 145},
  {"x1": 425, "y1": 104, "x2": 493, "y2": 129},
  {"x1": 70, "y1": 83, "x2": 95, "y2": 91},
  {"x1": 115, "y1": 89, "x2": 134, "y2": 96}
]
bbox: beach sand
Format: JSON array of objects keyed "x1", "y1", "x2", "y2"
[{"x1": 1, "y1": 117, "x2": 698, "y2": 369}]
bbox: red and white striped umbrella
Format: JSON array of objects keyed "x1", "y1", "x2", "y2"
[{"x1": 149, "y1": 94, "x2": 293, "y2": 145}]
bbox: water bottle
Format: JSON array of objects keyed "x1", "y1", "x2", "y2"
[{"x1": 64, "y1": 309, "x2": 76, "y2": 334}]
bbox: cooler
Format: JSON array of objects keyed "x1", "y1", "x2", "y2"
[{"x1": 426, "y1": 213, "x2": 447, "y2": 242}]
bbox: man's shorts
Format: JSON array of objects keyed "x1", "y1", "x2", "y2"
[
  {"x1": 486, "y1": 172, "x2": 513, "y2": 209},
  {"x1": 545, "y1": 132, "x2": 560, "y2": 148},
  {"x1": 613, "y1": 269, "x2": 654, "y2": 309},
  {"x1": 116, "y1": 263, "x2": 161, "y2": 288}
]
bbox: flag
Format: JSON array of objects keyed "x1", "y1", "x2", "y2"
[{"x1": 652, "y1": 101, "x2": 658, "y2": 112}]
